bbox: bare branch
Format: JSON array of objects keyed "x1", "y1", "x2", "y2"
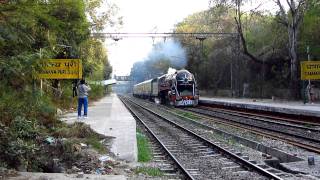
[
  {"x1": 286, "y1": 0, "x2": 295, "y2": 14},
  {"x1": 234, "y1": 16, "x2": 266, "y2": 64},
  {"x1": 276, "y1": 0, "x2": 288, "y2": 17},
  {"x1": 250, "y1": 2, "x2": 263, "y2": 13},
  {"x1": 296, "y1": 0, "x2": 307, "y2": 25}
]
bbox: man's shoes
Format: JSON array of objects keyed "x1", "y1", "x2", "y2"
[
  {"x1": 77, "y1": 116, "x2": 81, "y2": 120},
  {"x1": 83, "y1": 116, "x2": 88, "y2": 119}
]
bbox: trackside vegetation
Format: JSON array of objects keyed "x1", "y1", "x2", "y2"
[
  {"x1": 136, "y1": 130, "x2": 152, "y2": 162},
  {"x1": 0, "y1": 0, "x2": 120, "y2": 172},
  {"x1": 134, "y1": 167, "x2": 164, "y2": 177}
]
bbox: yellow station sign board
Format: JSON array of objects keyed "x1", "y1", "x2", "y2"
[
  {"x1": 301, "y1": 61, "x2": 320, "y2": 80},
  {"x1": 38, "y1": 59, "x2": 82, "y2": 79}
]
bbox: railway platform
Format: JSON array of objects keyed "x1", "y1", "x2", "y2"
[
  {"x1": 200, "y1": 97, "x2": 320, "y2": 118},
  {"x1": 61, "y1": 93, "x2": 138, "y2": 162}
]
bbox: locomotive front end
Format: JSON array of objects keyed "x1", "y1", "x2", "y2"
[{"x1": 170, "y1": 70, "x2": 199, "y2": 106}]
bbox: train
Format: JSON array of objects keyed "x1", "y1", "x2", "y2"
[{"x1": 133, "y1": 69, "x2": 199, "y2": 106}]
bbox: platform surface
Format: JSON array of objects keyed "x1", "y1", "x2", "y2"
[
  {"x1": 62, "y1": 93, "x2": 137, "y2": 162},
  {"x1": 280, "y1": 156, "x2": 320, "y2": 177},
  {"x1": 200, "y1": 97, "x2": 320, "y2": 117}
]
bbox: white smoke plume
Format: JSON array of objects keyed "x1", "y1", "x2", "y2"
[
  {"x1": 130, "y1": 39, "x2": 187, "y2": 83},
  {"x1": 148, "y1": 39, "x2": 187, "y2": 68},
  {"x1": 167, "y1": 67, "x2": 177, "y2": 74}
]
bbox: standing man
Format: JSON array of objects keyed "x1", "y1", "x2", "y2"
[{"x1": 78, "y1": 79, "x2": 91, "y2": 119}]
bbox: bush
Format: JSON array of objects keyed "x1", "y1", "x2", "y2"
[
  {"x1": 0, "y1": 86, "x2": 56, "y2": 126},
  {"x1": 53, "y1": 122, "x2": 99, "y2": 138},
  {"x1": 0, "y1": 122, "x2": 40, "y2": 171},
  {"x1": 88, "y1": 84, "x2": 105, "y2": 101},
  {"x1": 11, "y1": 116, "x2": 39, "y2": 139}
]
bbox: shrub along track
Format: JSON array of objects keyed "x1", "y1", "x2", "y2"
[
  {"x1": 184, "y1": 106, "x2": 320, "y2": 154},
  {"x1": 119, "y1": 95, "x2": 282, "y2": 180}
]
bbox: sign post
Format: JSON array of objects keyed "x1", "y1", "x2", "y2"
[
  {"x1": 300, "y1": 61, "x2": 320, "y2": 80},
  {"x1": 301, "y1": 59, "x2": 320, "y2": 104},
  {"x1": 38, "y1": 59, "x2": 82, "y2": 79},
  {"x1": 307, "y1": 46, "x2": 311, "y2": 86}
]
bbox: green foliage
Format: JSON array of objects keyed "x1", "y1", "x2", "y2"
[
  {"x1": 0, "y1": 0, "x2": 114, "y2": 123},
  {"x1": 174, "y1": 6, "x2": 239, "y2": 90},
  {"x1": 136, "y1": 132, "x2": 152, "y2": 162},
  {"x1": 175, "y1": 111, "x2": 199, "y2": 120},
  {"x1": 299, "y1": 1, "x2": 320, "y2": 59},
  {"x1": 0, "y1": 86, "x2": 56, "y2": 126},
  {"x1": 54, "y1": 122, "x2": 98, "y2": 138},
  {"x1": 85, "y1": 135, "x2": 107, "y2": 153},
  {"x1": 173, "y1": 3, "x2": 319, "y2": 98},
  {"x1": 0, "y1": 120, "x2": 40, "y2": 171},
  {"x1": 80, "y1": 38, "x2": 113, "y2": 88},
  {"x1": 0, "y1": 0, "x2": 117, "y2": 171},
  {"x1": 85, "y1": 0, "x2": 123, "y2": 31},
  {"x1": 53, "y1": 122, "x2": 107, "y2": 153},
  {"x1": 134, "y1": 167, "x2": 163, "y2": 176},
  {"x1": 88, "y1": 84, "x2": 106, "y2": 101},
  {"x1": 11, "y1": 116, "x2": 39, "y2": 139}
]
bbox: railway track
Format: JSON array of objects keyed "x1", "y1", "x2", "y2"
[
  {"x1": 199, "y1": 102, "x2": 320, "y2": 126},
  {"x1": 137, "y1": 123, "x2": 186, "y2": 179},
  {"x1": 198, "y1": 105, "x2": 320, "y2": 127},
  {"x1": 185, "y1": 106, "x2": 320, "y2": 153},
  {"x1": 130, "y1": 96, "x2": 320, "y2": 154},
  {"x1": 120, "y1": 96, "x2": 282, "y2": 180}
]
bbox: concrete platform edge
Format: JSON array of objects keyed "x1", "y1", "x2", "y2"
[{"x1": 199, "y1": 99, "x2": 320, "y2": 118}]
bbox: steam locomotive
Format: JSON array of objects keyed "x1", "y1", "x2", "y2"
[{"x1": 133, "y1": 69, "x2": 199, "y2": 106}]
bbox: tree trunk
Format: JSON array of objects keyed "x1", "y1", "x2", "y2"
[{"x1": 288, "y1": 15, "x2": 300, "y2": 99}]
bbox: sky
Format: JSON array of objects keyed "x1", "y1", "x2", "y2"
[
  {"x1": 104, "y1": 0, "x2": 210, "y2": 76},
  {"x1": 103, "y1": 0, "x2": 281, "y2": 76}
]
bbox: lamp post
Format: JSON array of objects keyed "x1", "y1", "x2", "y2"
[
  {"x1": 195, "y1": 36, "x2": 207, "y2": 84},
  {"x1": 196, "y1": 36, "x2": 206, "y2": 62}
]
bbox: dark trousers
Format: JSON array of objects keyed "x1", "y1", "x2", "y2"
[{"x1": 78, "y1": 97, "x2": 88, "y2": 116}]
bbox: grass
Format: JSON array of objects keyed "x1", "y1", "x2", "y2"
[
  {"x1": 136, "y1": 130, "x2": 152, "y2": 162},
  {"x1": 175, "y1": 110, "x2": 199, "y2": 120},
  {"x1": 85, "y1": 135, "x2": 107, "y2": 153},
  {"x1": 53, "y1": 122, "x2": 107, "y2": 153},
  {"x1": 134, "y1": 167, "x2": 164, "y2": 176}
]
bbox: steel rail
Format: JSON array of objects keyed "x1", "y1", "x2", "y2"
[
  {"x1": 123, "y1": 96, "x2": 283, "y2": 180},
  {"x1": 180, "y1": 108, "x2": 320, "y2": 154},
  {"x1": 199, "y1": 106, "x2": 320, "y2": 130},
  {"x1": 132, "y1": 98, "x2": 320, "y2": 153},
  {"x1": 187, "y1": 108, "x2": 320, "y2": 144},
  {"x1": 119, "y1": 96, "x2": 195, "y2": 180},
  {"x1": 200, "y1": 102, "x2": 320, "y2": 126}
]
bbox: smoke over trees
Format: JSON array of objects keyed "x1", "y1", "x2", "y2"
[{"x1": 130, "y1": 40, "x2": 187, "y2": 83}]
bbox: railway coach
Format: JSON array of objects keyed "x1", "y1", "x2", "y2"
[{"x1": 133, "y1": 69, "x2": 199, "y2": 107}]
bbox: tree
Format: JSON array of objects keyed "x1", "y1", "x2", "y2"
[
  {"x1": 274, "y1": 0, "x2": 309, "y2": 98},
  {"x1": 85, "y1": 0, "x2": 123, "y2": 32},
  {"x1": 79, "y1": 38, "x2": 113, "y2": 81},
  {"x1": 299, "y1": 0, "x2": 320, "y2": 58}
]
